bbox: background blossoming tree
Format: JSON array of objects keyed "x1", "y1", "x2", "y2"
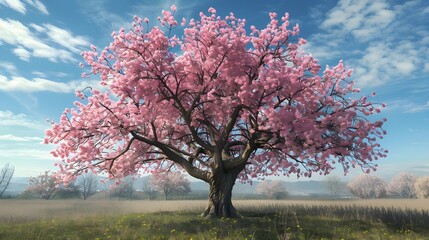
[
  {"x1": 256, "y1": 180, "x2": 288, "y2": 199},
  {"x1": 387, "y1": 172, "x2": 417, "y2": 198},
  {"x1": 414, "y1": 176, "x2": 429, "y2": 199},
  {"x1": 24, "y1": 171, "x2": 58, "y2": 200},
  {"x1": 347, "y1": 174, "x2": 387, "y2": 199},
  {"x1": 45, "y1": 6, "x2": 387, "y2": 218},
  {"x1": 149, "y1": 172, "x2": 191, "y2": 200}
]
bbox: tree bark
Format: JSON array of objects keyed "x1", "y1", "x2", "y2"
[{"x1": 202, "y1": 164, "x2": 245, "y2": 218}]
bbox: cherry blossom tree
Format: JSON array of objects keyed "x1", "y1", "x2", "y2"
[
  {"x1": 24, "y1": 171, "x2": 58, "y2": 200},
  {"x1": 149, "y1": 172, "x2": 191, "y2": 200},
  {"x1": 45, "y1": 6, "x2": 387, "y2": 218},
  {"x1": 347, "y1": 174, "x2": 387, "y2": 199},
  {"x1": 256, "y1": 180, "x2": 287, "y2": 199},
  {"x1": 414, "y1": 176, "x2": 429, "y2": 199},
  {"x1": 388, "y1": 172, "x2": 417, "y2": 198}
]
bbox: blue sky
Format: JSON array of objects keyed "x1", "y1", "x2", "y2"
[{"x1": 0, "y1": 0, "x2": 428, "y2": 181}]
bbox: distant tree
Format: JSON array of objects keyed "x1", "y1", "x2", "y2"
[
  {"x1": 24, "y1": 171, "x2": 58, "y2": 200},
  {"x1": 0, "y1": 163, "x2": 14, "y2": 198},
  {"x1": 110, "y1": 177, "x2": 136, "y2": 200},
  {"x1": 150, "y1": 172, "x2": 191, "y2": 200},
  {"x1": 256, "y1": 180, "x2": 288, "y2": 199},
  {"x1": 347, "y1": 174, "x2": 387, "y2": 199},
  {"x1": 55, "y1": 182, "x2": 80, "y2": 199},
  {"x1": 76, "y1": 173, "x2": 98, "y2": 200},
  {"x1": 388, "y1": 172, "x2": 417, "y2": 198},
  {"x1": 414, "y1": 176, "x2": 429, "y2": 199},
  {"x1": 142, "y1": 177, "x2": 158, "y2": 200},
  {"x1": 325, "y1": 175, "x2": 342, "y2": 199}
]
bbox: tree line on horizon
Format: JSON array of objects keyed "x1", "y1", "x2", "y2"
[{"x1": 2, "y1": 163, "x2": 429, "y2": 201}]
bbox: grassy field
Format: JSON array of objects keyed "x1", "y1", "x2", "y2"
[{"x1": 0, "y1": 199, "x2": 428, "y2": 239}]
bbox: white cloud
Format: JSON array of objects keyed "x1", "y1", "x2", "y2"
[
  {"x1": 31, "y1": 71, "x2": 68, "y2": 78},
  {"x1": 0, "y1": 61, "x2": 17, "y2": 75},
  {"x1": 322, "y1": 0, "x2": 395, "y2": 42},
  {"x1": 0, "y1": 110, "x2": 43, "y2": 128},
  {"x1": 0, "y1": 74, "x2": 102, "y2": 93},
  {"x1": 351, "y1": 40, "x2": 425, "y2": 87},
  {"x1": 12, "y1": 46, "x2": 30, "y2": 61},
  {"x1": 0, "y1": 76, "x2": 69, "y2": 92},
  {"x1": 0, "y1": 18, "x2": 74, "y2": 62},
  {"x1": 25, "y1": 0, "x2": 48, "y2": 15},
  {"x1": 29, "y1": 23, "x2": 44, "y2": 32},
  {"x1": 307, "y1": 1, "x2": 429, "y2": 88},
  {"x1": 0, "y1": 0, "x2": 25, "y2": 14},
  {"x1": 301, "y1": 37, "x2": 342, "y2": 60},
  {"x1": 0, "y1": 148, "x2": 54, "y2": 161},
  {"x1": 31, "y1": 71, "x2": 46, "y2": 78},
  {"x1": 0, "y1": 134, "x2": 43, "y2": 142},
  {"x1": 0, "y1": 0, "x2": 48, "y2": 15},
  {"x1": 0, "y1": 18, "x2": 90, "y2": 62},
  {"x1": 43, "y1": 24, "x2": 90, "y2": 53}
]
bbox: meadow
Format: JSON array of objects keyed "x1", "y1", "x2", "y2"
[{"x1": 0, "y1": 199, "x2": 428, "y2": 239}]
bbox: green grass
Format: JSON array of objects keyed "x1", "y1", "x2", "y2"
[{"x1": 0, "y1": 203, "x2": 428, "y2": 240}]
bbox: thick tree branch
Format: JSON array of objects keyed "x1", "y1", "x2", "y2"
[
  {"x1": 223, "y1": 142, "x2": 254, "y2": 170},
  {"x1": 222, "y1": 105, "x2": 243, "y2": 139},
  {"x1": 130, "y1": 131, "x2": 209, "y2": 182}
]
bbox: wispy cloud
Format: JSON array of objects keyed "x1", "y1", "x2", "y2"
[
  {"x1": 78, "y1": 0, "x2": 129, "y2": 33},
  {"x1": 0, "y1": 18, "x2": 89, "y2": 62},
  {"x1": 409, "y1": 164, "x2": 429, "y2": 173},
  {"x1": 306, "y1": 0, "x2": 429, "y2": 89},
  {"x1": 0, "y1": 148, "x2": 54, "y2": 161},
  {"x1": 0, "y1": 0, "x2": 26, "y2": 14},
  {"x1": 0, "y1": 74, "x2": 102, "y2": 93},
  {"x1": 424, "y1": 5, "x2": 429, "y2": 14},
  {"x1": 0, "y1": 110, "x2": 44, "y2": 128},
  {"x1": 0, "y1": 61, "x2": 18, "y2": 75},
  {"x1": 406, "y1": 101, "x2": 429, "y2": 113},
  {"x1": 322, "y1": 0, "x2": 395, "y2": 42},
  {"x1": 25, "y1": 0, "x2": 48, "y2": 15},
  {"x1": 133, "y1": 0, "x2": 201, "y2": 21},
  {"x1": 351, "y1": 40, "x2": 424, "y2": 87},
  {"x1": 0, "y1": 134, "x2": 43, "y2": 142},
  {"x1": 38, "y1": 23, "x2": 91, "y2": 54},
  {"x1": 31, "y1": 71, "x2": 69, "y2": 79},
  {"x1": 78, "y1": 0, "x2": 201, "y2": 34},
  {"x1": 0, "y1": 0, "x2": 48, "y2": 15},
  {"x1": 12, "y1": 46, "x2": 30, "y2": 61},
  {"x1": 385, "y1": 99, "x2": 429, "y2": 113}
]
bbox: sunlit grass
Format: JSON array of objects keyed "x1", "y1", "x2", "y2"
[{"x1": 0, "y1": 199, "x2": 428, "y2": 239}]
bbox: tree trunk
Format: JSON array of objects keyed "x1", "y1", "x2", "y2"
[{"x1": 202, "y1": 165, "x2": 244, "y2": 218}]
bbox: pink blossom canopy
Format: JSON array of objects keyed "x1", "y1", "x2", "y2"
[{"x1": 45, "y1": 7, "x2": 387, "y2": 184}]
